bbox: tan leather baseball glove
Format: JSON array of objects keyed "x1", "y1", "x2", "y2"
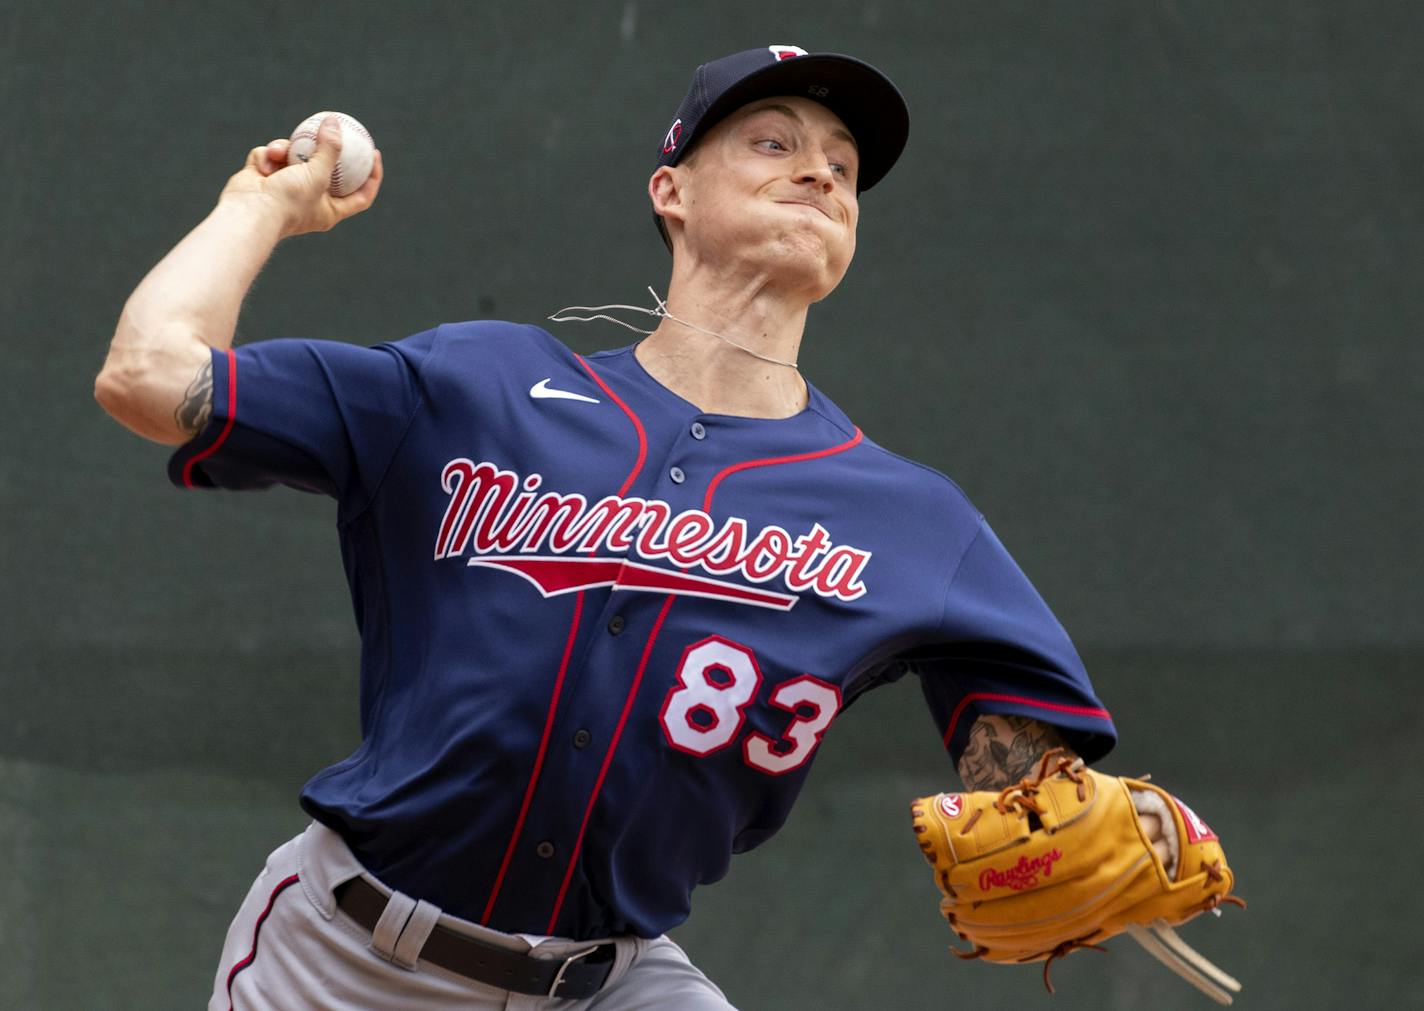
[{"x1": 910, "y1": 750, "x2": 1246, "y2": 1004}]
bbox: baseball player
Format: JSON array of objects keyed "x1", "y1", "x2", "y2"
[{"x1": 96, "y1": 47, "x2": 1135, "y2": 1010}]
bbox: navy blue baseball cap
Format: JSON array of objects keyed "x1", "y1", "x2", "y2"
[{"x1": 654, "y1": 45, "x2": 910, "y2": 246}]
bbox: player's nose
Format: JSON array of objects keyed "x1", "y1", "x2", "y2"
[{"x1": 791, "y1": 150, "x2": 836, "y2": 191}]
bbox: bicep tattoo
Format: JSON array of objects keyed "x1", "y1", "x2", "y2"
[
  {"x1": 956, "y1": 714, "x2": 1074, "y2": 791},
  {"x1": 174, "y1": 359, "x2": 214, "y2": 436}
]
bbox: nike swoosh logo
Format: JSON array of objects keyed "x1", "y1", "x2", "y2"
[{"x1": 530, "y1": 378, "x2": 600, "y2": 404}]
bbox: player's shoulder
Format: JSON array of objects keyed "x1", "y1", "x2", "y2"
[
  {"x1": 806, "y1": 390, "x2": 982, "y2": 521},
  {"x1": 388, "y1": 320, "x2": 580, "y2": 379},
  {"x1": 862, "y1": 434, "x2": 982, "y2": 517},
  {"x1": 403, "y1": 319, "x2": 572, "y2": 359}
]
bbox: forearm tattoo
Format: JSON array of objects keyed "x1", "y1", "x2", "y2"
[
  {"x1": 956, "y1": 714, "x2": 1074, "y2": 791},
  {"x1": 174, "y1": 359, "x2": 214, "y2": 435}
]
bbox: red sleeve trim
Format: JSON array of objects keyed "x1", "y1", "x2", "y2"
[
  {"x1": 703, "y1": 427, "x2": 863, "y2": 512},
  {"x1": 181, "y1": 347, "x2": 239, "y2": 489},
  {"x1": 575, "y1": 355, "x2": 647, "y2": 497},
  {"x1": 942, "y1": 692, "x2": 1112, "y2": 749}
]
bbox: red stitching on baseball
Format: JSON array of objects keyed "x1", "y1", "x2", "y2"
[{"x1": 292, "y1": 113, "x2": 372, "y2": 195}]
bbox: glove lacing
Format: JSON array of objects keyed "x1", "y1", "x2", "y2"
[
  {"x1": 1040, "y1": 936, "x2": 1109, "y2": 993},
  {"x1": 992, "y1": 748, "x2": 1086, "y2": 819}
]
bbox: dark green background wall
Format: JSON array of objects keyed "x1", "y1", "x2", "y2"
[{"x1": 2, "y1": 1, "x2": 1419, "y2": 1007}]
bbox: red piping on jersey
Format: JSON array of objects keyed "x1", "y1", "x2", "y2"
[
  {"x1": 481, "y1": 591, "x2": 586, "y2": 925},
  {"x1": 542, "y1": 394, "x2": 859, "y2": 929},
  {"x1": 225, "y1": 871, "x2": 299, "y2": 1010},
  {"x1": 942, "y1": 693, "x2": 1113, "y2": 749},
  {"x1": 575, "y1": 356, "x2": 647, "y2": 497},
  {"x1": 183, "y1": 347, "x2": 239, "y2": 489},
  {"x1": 486, "y1": 358, "x2": 647, "y2": 932},
  {"x1": 546, "y1": 593, "x2": 675, "y2": 933},
  {"x1": 701, "y1": 428, "x2": 863, "y2": 512}
]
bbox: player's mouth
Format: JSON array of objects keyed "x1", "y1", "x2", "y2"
[{"x1": 774, "y1": 199, "x2": 837, "y2": 222}]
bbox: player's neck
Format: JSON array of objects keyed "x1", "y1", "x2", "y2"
[{"x1": 635, "y1": 275, "x2": 810, "y2": 420}]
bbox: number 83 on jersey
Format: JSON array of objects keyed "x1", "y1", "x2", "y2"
[{"x1": 658, "y1": 635, "x2": 841, "y2": 775}]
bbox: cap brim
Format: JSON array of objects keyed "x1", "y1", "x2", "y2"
[{"x1": 692, "y1": 53, "x2": 909, "y2": 192}]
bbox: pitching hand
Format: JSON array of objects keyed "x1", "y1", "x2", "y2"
[{"x1": 219, "y1": 114, "x2": 383, "y2": 238}]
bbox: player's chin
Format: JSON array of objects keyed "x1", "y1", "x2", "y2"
[{"x1": 768, "y1": 231, "x2": 854, "y2": 298}]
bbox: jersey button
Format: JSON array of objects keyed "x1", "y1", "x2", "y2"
[
  {"x1": 669, "y1": 466, "x2": 686, "y2": 484},
  {"x1": 536, "y1": 841, "x2": 555, "y2": 859},
  {"x1": 607, "y1": 614, "x2": 626, "y2": 635},
  {"x1": 573, "y1": 729, "x2": 592, "y2": 749},
  {"x1": 690, "y1": 422, "x2": 706, "y2": 440}
]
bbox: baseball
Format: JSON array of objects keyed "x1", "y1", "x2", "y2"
[{"x1": 287, "y1": 110, "x2": 375, "y2": 197}]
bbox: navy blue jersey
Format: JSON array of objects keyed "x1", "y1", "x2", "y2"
[{"x1": 170, "y1": 322, "x2": 1115, "y2": 940}]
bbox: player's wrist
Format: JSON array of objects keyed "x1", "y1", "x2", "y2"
[{"x1": 212, "y1": 188, "x2": 298, "y2": 242}]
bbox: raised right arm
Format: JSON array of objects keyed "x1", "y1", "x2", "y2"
[{"x1": 94, "y1": 116, "x2": 383, "y2": 445}]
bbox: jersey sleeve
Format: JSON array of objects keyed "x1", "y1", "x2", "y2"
[
  {"x1": 167, "y1": 328, "x2": 439, "y2": 510},
  {"x1": 909, "y1": 518, "x2": 1117, "y2": 766}
]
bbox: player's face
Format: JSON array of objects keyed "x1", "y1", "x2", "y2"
[{"x1": 671, "y1": 96, "x2": 860, "y2": 299}]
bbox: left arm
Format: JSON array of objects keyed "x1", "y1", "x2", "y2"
[{"x1": 955, "y1": 714, "x2": 1073, "y2": 791}]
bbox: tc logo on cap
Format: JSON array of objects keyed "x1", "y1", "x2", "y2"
[
  {"x1": 768, "y1": 44, "x2": 807, "y2": 61},
  {"x1": 663, "y1": 119, "x2": 683, "y2": 154}
]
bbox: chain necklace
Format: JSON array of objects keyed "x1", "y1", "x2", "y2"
[{"x1": 549, "y1": 287, "x2": 800, "y2": 370}]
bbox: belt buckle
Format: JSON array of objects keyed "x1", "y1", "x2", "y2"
[{"x1": 547, "y1": 944, "x2": 597, "y2": 998}]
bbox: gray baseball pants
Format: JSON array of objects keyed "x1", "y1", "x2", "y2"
[{"x1": 209, "y1": 822, "x2": 736, "y2": 1010}]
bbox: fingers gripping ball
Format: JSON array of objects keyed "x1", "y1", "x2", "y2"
[
  {"x1": 910, "y1": 753, "x2": 1246, "y2": 1004},
  {"x1": 288, "y1": 111, "x2": 375, "y2": 196}
]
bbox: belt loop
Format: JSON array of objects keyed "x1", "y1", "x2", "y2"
[
  {"x1": 371, "y1": 890, "x2": 418, "y2": 961},
  {"x1": 297, "y1": 821, "x2": 366, "y2": 919},
  {"x1": 391, "y1": 899, "x2": 442, "y2": 969}
]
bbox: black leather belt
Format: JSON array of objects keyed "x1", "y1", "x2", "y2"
[{"x1": 333, "y1": 877, "x2": 617, "y2": 998}]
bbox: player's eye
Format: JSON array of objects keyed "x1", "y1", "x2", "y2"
[{"x1": 757, "y1": 138, "x2": 787, "y2": 152}]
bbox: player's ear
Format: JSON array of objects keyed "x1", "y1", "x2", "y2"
[{"x1": 649, "y1": 166, "x2": 687, "y2": 226}]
